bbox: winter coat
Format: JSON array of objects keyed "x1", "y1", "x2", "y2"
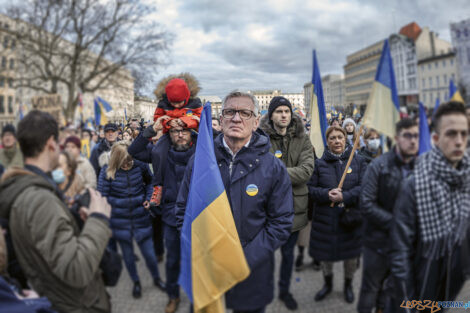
[
  {"x1": 390, "y1": 176, "x2": 468, "y2": 305},
  {"x1": 160, "y1": 144, "x2": 196, "y2": 227},
  {"x1": 97, "y1": 160, "x2": 153, "y2": 243},
  {"x1": 0, "y1": 168, "x2": 111, "y2": 313},
  {"x1": 128, "y1": 133, "x2": 154, "y2": 164},
  {"x1": 77, "y1": 156, "x2": 97, "y2": 189},
  {"x1": 89, "y1": 140, "x2": 113, "y2": 178},
  {"x1": 176, "y1": 132, "x2": 294, "y2": 311},
  {"x1": 0, "y1": 146, "x2": 23, "y2": 169},
  {"x1": 153, "y1": 73, "x2": 203, "y2": 131},
  {"x1": 360, "y1": 150, "x2": 414, "y2": 253},
  {"x1": 308, "y1": 146, "x2": 366, "y2": 262},
  {"x1": 357, "y1": 146, "x2": 381, "y2": 164},
  {"x1": 258, "y1": 114, "x2": 314, "y2": 232}
]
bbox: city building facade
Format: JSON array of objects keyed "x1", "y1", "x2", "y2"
[
  {"x1": 343, "y1": 40, "x2": 384, "y2": 106},
  {"x1": 450, "y1": 18, "x2": 470, "y2": 101},
  {"x1": 321, "y1": 74, "x2": 345, "y2": 110},
  {"x1": 247, "y1": 90, "x2": 304, "y2": 113}
]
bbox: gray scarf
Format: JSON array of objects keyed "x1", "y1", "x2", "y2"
[{"x1": 415, "y1": 147, "x2": 470, "y2": 259}]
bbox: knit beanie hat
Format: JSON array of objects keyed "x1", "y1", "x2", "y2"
[
  {"x1": 165, "y1": 78, "x2": 191, "y2": 105},
  {"x1": 1, "y1": 124, "x2": 15, "y2": 138},
  {"x1": 64, "y1": 136, "x2": 81, "y2": 149},
  {"x1": 342, "y1": 118, "x2": 357, "y2": 131},
  {"x1": 268, "y1": 96, "x2": 293, "y2": 120}
]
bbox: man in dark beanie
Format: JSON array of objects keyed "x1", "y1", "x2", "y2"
[
  {"x1": 391, "y1": 101, "x2": 470, "y2": 310},
  {"x1": 259, "y1": 96, "x2": 315, "y2": 310},
  {"x1": 0, "y1": 124, "x2": 23, "y2": 170}
]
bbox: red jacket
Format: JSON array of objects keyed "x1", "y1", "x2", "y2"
[{"x1": 153, "y1": 98, "x2": 203, "y2": 132}]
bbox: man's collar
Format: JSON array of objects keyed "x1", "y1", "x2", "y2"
[{"x1": 222, "y1": 136, "x2": 250, "y2": 158}]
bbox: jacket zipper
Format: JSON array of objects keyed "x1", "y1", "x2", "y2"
[{"x1": 126, "y1": 171, "x2": 134, "y2": 235}]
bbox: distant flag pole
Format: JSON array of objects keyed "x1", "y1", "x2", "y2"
[
  {"x1": 94, "y1": 96, "x2": 113, "y2": 126},
  {"x1": 432, "y1": 97, "x2": 440, "y2": 116},
  {"x1": 362, "y1": 39, "x2": 400, "y2": 139},
  {"x1": 309, "y1": 50, "x2": 328, "y2": 156},
  {"x1": 449, "y1": 79, "x2": 464, "y2": 103},
  {"x1": 124, "y1": 107, "x2": 128, "y2": 122},
  {"x1": 179, "y1": 102, "x2": 250, "y2": 313},
  {"x1": 418, "y1": 102, "x2": 432, "y2": 155}
]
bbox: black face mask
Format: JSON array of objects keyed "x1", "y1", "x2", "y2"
[{"x1": 346, "y1": 131, "x2": 354, "y2": 135}]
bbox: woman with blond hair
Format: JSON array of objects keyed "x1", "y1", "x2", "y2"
[{"x1": 97, "y1": 141, "x2": 165, "y2": 298}]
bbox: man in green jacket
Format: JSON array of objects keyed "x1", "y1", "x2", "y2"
[
  {"x1": 0, "y1": 124, "x2": 24, "y2": 169},
  {"x1": 0, "y1": 110, "x2": 112, "y2": 313},
  {"x1": 259, "y1": 96, "x2": 315, "y2": 310}
]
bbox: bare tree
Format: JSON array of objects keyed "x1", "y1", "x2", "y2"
[{"x1": 4, "y1": 0, "x2": 171, "y2": 119}]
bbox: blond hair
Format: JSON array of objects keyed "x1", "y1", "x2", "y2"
[{"x1": 106, "y1": 141, "x2": 132, "y2": 180}]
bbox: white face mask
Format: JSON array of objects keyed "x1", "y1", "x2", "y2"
[{"x1": 367, "y1": 138, "x2": 381, "y2": 151}]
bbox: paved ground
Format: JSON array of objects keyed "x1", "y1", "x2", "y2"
[{"x1": 108, "y1": 246, "x2": 470, "y2": 313}]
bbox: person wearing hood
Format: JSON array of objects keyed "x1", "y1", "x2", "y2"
[
  {"x1": 358, "y1": 128, "x2": 382, "y2": 164},
  {"x1": 149, "y1": 73, "x2": 202, "y2": 208},
  {"x1": 343, "y1": 118, "x2": 365, "y2": 148},
  {"x1": 308, "y1": 126, "x2": 366, "y2": 304},
  {"x1": 258, "y1": 96, "x2": 314, "y2": 310},
  {"x1": 0, "y1": 110, "x2": 112, "y2": 313},
  {"x1": 0, "y1": 124, "x2": 23, "y2": 169}
]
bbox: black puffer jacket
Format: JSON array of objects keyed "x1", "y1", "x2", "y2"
[
  {"x1": 390, "y1": 176, "x2": 469, "y2": 308},
  {"x1": 360, "y1": 150, "x2": 413, "y2": 253}
]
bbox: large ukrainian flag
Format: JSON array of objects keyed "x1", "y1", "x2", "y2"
[
  {"x1": 418, "y1": 102, "x2": 432, "y2": 155},
  {"x1": 363, "y1": 40, "x2": 400, "y2": 139},
  {"x1": 179, "y1": 103, "x2": 250, "y2": 313},
  {"x1": 309, "y1": 50, "x2": 328, "y2": 156},
  {"x1": 94, "y1": 96, "x2": 113, "y2": 126}
]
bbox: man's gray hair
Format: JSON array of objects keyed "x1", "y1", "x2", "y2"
[{"x1": 221, "y1": 91, "x2": 260, "y2": 116}]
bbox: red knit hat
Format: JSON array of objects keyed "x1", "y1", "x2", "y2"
[
  {"x1": 64, "y1": 136, "x2": 81, "y2": 149},
  {"x1": 165, "y1": 78, "x2": 190, "y2": 105}
]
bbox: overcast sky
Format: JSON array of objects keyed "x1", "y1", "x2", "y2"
[{"x1": 147, "y1": 0, "x2": 468, "y2": 98}]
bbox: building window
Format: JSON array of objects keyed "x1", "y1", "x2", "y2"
[
  {"x1": 444, "y1": 74, "x2": 448, "y2": 85},
  {"x1": 423, "y1": 93, "x2": 427, "y2": 102},
  {"x1": 9, "y1": 59, "x2": 14, "y2": 70},
  {"x1": 1, "y1": 57, "x2": 6, "y2": 69},
  {"x1": 10, "y1": 39, "x2": 15, "y2": 50},
  {"x1": 467, "y1": 47, "x2": 470, "y2": 64},
  {"x1": 442, "y1": 60, "x2": 446, "y2": 67},
  {"x1": 422, "y1": 79, "x2": 425, "y2": 88},
  {"x1": 430, "y1": 92, "x2": 433, "y2": 103},
  {"x1": 451, "y1": 73, "x2": 455, "y2": 81},
  {"x1": 8, "y1": 78, "x2": 13, "y2": 88},
  {"x1": 0, "y1": 77, "x2": 4, "y2": 87},
  {"x1": 0, "y1": 96, "x2": 4, "y2": 114},
  {"x1": 436, "y1": 76, "x2": 440, "y2": 87},
  {"x1": 7, "y1": 96, "x2": 12, "y2": 114},
  {"x1": 435, "y1": 61, "x2": 438, "y2": 68},
  {"x1": 450, "y1": 59, "x2": 454, "y2": 66},
  {"x1": 429, "y1": 77, "x2": 432, "y2": 88},
  {"x1": 3, "y1": 36, "x2": 8, "y2": 49}
]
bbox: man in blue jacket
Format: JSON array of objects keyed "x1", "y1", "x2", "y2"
[{"x1": 176, "y1": 91, "x2": 294, "y2": 313}]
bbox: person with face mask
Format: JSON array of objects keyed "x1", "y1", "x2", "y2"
[
  {"x1": 53, "y1": 151, "x2": 85, "y2": 211},
  {"x1": 358, "y1": 128, "x2": 382, "y2": 164},
  {"x1": 342, "y1": 118, "x2": 365, "y2": 148}
]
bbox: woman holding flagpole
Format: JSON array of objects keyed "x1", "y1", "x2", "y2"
[{"x1": 308, "y1": 126, "x2": 366, "y2": 304}]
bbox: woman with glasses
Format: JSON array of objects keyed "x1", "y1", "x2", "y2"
[{"x1": 97, "y1": 141, "x2": 165, "y2": 299}]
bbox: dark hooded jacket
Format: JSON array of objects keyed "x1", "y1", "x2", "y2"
[
  {"x1": 308, "y1": 146, "x2": 366, "y2": 261},
  {"x1": 0, "y1": 168, "x2": 111, "y2": 313},
  {"x1": 175, "y1": 132, "x2": 294, "y2": 311},
  {"x1": 258, "y1": 114, "x2": 314, "y2": 232}
]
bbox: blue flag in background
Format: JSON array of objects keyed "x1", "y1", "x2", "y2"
[
  {"x1": 308, "y1": 50, "x2": 328, "y2": 156},
  {"x1": 94, "y1": 97, "x2": 113, "y2": 126},
  {"x1": 419, "y1": 102, "x2": 432, "y2": 155}
]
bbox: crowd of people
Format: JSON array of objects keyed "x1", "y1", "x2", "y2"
[{"x1": 0, "y1": 72, "x2": 469, "y2": 313}]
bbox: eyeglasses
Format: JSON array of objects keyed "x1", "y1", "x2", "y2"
[
  {"x1": 221, "y1": 109, "x2": 255, "y2": 120},
  {"x1": 169, "y1": 129, "x2": 190, "y2": 135},
  {"x1": 401, "y1": 133, "x2": 419, "y2": 140}
]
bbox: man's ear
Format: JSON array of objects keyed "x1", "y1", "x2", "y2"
[{"x1": 432, "y1": 132, "x2": 439, "y2": 145}]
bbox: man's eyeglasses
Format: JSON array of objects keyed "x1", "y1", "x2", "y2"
[
  {"x1": 169, "y1": 129, "x2": 190, "y2": 135},
  {"x1": 221, "y1": 109, "x2": 255, "y2": 120},
  {"x1": 401, "y1": 133, "x2": 419, "y2": 140}
]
